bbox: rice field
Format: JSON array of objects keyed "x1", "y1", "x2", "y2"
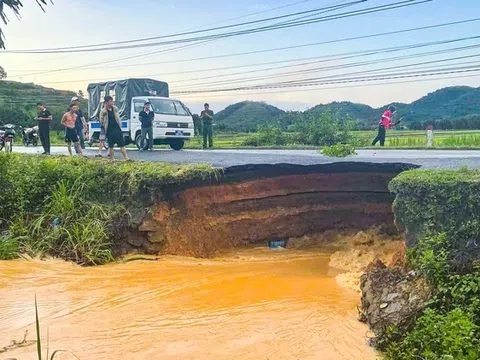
[{"x1": 46, "y1": 130, "x2": 480, "y2": 150}]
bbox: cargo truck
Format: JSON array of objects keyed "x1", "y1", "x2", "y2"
[{"x1": 87, "y1": 78, "x2": 194, "y2": 150}]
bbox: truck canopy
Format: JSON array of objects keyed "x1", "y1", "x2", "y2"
[{"x1": 87, "y1": 78, "x2": 169, "y2": 121}]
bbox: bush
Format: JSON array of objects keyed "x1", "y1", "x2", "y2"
[
  {"x1": 321, "y1": 143, "x2": 357, "y2": 157},
  {"x1": 0, "y1": 153, "x2": 217, "y2": 264},
  {"x1": 384, "y1": 309, "x2": 480, "y2": 360},
  {"x1": 389, "y1": 169, "x2": 480, "y2": 272},
  {"x1": 382, "y1": 168, "x2": 480, "y2": 359},
  {"x1": 241, "y1": 125, "x2": 290, "y2": 147},
  {"x1": 294, "y1": 111, "x2": 355, "y2": 146}
]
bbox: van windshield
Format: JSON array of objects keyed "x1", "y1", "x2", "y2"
[{"x1": 148, "y1": 99, "x2": 190, "y2": 116}]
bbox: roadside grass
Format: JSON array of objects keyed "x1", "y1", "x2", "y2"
[
  {"x1": 33, "y1": 130, "x2": 480, "y2": 150},
  {"x1": 0, "y1": 153, "x2": 217, "y2": 264}
]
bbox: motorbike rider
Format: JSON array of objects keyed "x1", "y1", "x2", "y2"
[{"x1": 23, "y1": 125, "x2": 39, "y2": 145}]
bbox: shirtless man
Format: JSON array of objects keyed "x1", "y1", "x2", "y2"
[{"x1": 61, "y1": 105, "x2": 84, "y2": 156}]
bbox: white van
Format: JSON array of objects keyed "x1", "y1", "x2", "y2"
[{"x1": 87, "y1": 79, "x2": 194, "y2": 150}]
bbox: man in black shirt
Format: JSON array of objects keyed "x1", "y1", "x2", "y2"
[
  {"x1": 36, "y1": 102, "x2": 52, "y2": 155},
  {"x1": 200, "y1": 103, "x2": 214, "y2": 149},
  {"x1": 138, "y1": 102, "x2": 155, "y2": 151}
]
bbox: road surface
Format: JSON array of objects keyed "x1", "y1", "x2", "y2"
[{"x1": 11, "y1": 146, "x2": 480, "y2": 169}]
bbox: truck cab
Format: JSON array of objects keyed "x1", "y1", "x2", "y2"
[{"x1": 130, "y1": 96, "x2": 194, "y2": 150}]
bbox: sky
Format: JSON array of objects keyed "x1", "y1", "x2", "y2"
[{"x1": 0, "y1": 0, "x2": 479, "y2": 113}]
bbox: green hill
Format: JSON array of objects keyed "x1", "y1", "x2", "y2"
[
  {"x1": 214, "y1": 101, "x2": 285, "y2": 132},
  {"x1": 214, "y1": 86, "x2": 480, "y2": 131},
  {"x1": 0, "y1": 80, "x2": 82, "y2": 130},
  {"x1": 307, "y1": 101, "x2": 377, "y2": 121}
]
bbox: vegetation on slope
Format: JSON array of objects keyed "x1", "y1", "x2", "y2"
[
  {"x1": 214, "y1": 101, "x2": 285, "y2": 132},
  {"x1": 0, "y1": 153, "x2": 216, "y2": 265},
  {"x1": 212, "y1": 86, "x2": 480, "y2": 131},
  {"x1": 0, "y1": 81, "x2": 81, "y2": 130},
  {"x1": 379, "y1": 169, "x2": 480, "y2": 359}
]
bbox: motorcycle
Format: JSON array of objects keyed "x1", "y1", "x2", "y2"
[
  {"x1": 22, "y1": 126, "x2": 39, "y2": 147},
  {"x1": 0, "y1": 124, "x2": 16, "y2": 152}
]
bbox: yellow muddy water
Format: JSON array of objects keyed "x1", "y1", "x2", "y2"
[{"x1": 0, "y1": 248, "x2": 379, "y2": 360}]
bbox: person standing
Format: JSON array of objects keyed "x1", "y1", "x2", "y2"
[
  {"x1": 36, "y1": 102, "x2": 52, "y2": 155},
  {"x1": 371, "y1": 105, "x2": 400, "y2": 147},
  {"x1": 138, "y1": 101, "x2": 154, "y2": 151},
  {"x1": 100, "y1": 96, "x2": 129, "y2": 160},
  {"x1": 61, "y1": 105, "x2": 84, "y2": 156},
  {"x1": 200, "y1": 103, "x2": 214, "y2": 149},
  {"x1": 70, "y1": 96, "x2": 87, "y2": 152}
]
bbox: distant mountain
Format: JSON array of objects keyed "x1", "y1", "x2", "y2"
[
  {"x1": 307, "y1": 101, "x2": 378, "y2": 122},
  {"x1": 404, "y1": 86, "x2": 480, "y2": 121},
  {"x1": 214, "y1": 101, "x2": 285, "y2": 132},
  {"x1": 0, "y1": 81, "x2": 78, "y2": 106},
  {"x1": 213, "y1": 86, "x2": 480, "y2": 131},
  {"x1": 0, "y1": 81, "x2": 83, "y2": 129}
]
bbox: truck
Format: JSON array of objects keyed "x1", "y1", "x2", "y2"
[{"x1": 87, "y1": 78, "x2": 194, "y2": 150}]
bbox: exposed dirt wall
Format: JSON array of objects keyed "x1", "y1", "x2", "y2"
[{"x1": 117, "y1": 163, "x2": 416, "y2": 257}]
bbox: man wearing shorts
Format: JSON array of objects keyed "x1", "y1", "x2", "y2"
[
  {"x1": 99, "y1": 96, "x2": 129, "y2": 160},
  {"x1": 61, "y1": 105, "x2": 84, "y2": 156}
]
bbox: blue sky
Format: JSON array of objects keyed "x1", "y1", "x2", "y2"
[{"x1": 0, "y1": 0, "x2": 479, "y2": 113}]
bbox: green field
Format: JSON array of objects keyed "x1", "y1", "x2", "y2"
[
  {"x1": 184, "y1": 130, "x2": 480, "y2": 149},
  {"x1": 34, "y1": 130, "x2": 480, "y2": 150}
]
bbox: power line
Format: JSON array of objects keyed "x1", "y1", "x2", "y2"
[
  {"x1": 171, "y1": 65, "x2": 480, "y2": 94},
  {"x1": 35, "y1": 36, "x2": 480, "y2": 85},
  {"x1": 174, "y1": 44, "x2": 480, "y2": 89},
  {"x1": 2, "y1": 0, "x2": 432, "y2": 54},
  {"x1": 7, "y1": 0, "x2": 356, "y2": 77},
  {"x1": 10, "y1": 16, "x2": 478, "y2": 80},
  {"x1": 6, "y1": 1, "x2": 366, "y2": 53},
  {"x1": 176, "y1": 73, "x2": 480, "y2": 99}
]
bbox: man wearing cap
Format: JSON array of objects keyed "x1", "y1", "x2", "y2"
[
  {"x1": 200, "y1": 103, "x2": 214, "y2": 149},
  {"x1": 70, "y1": 96, "x2": 87, "y2": 151}
]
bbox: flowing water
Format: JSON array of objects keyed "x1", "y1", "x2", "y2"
[{"x1": 0, "y1": 247, "x2": 382, "y2": 360}]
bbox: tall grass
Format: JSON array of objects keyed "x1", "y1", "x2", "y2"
[
  {"x1": 35, "y1": 295, "x2": 80, "y2": 360},
  {"x1": 6, "y1": 180, "x2": 118, "y2": 265},
  {"x1": 0, "y1": 153, "x2": 217, "y2": 264}
]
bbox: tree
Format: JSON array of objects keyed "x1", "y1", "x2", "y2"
[
  {"x1": 0, "y1": 65, "x2": 6, "y2": 79},
  {"x1": 78, "y1": 90, "x2": 84, "y2": 98},
  {"x1": 0, "y1": 0, "x2": 52, "y2": 49}
]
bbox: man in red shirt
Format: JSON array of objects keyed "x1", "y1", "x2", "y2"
[{"x1": 371, "y1": 105, "x2": 400, "y2": 146}]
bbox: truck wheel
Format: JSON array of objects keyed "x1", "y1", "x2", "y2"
[
  {"x1": 135, "y1": 134, "x2": 148, "y2": 150},
  {"x1": 169, "y1": 139, "x2": 184, "y2": 151}
]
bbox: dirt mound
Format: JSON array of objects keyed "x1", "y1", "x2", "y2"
[{"x1": 359, "y1": 260, "x2": 431, "y2": 341}]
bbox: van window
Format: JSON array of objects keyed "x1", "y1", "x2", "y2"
[
  {"x1": 149, "y1": 99, "x2": 176, "y2": 115},
  {"x1": 173, "y1": 101, "x2": 189, "y2": 116},
  {"x1": 133, "y1": 101, "x2": 145, "y2": 113},
  {"x1": 149, "y1": 99, "x2": 190, "y2": 116}
]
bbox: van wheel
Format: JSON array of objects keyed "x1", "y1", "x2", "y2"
[
  {"x1": 169, "y1": 139, "x2": 184, "y2": 151},
  {"x1": 135, "y1": 134, "x2": 148, "y2": 150}
]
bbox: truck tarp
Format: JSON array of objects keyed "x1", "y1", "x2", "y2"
[{"x1": 87, "y1": 78, "x2": 169, "y2": 121}]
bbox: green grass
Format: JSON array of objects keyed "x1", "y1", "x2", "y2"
[
  {"x1": 35, "y1": 130, "x2": 480, "y2": 150},
  {"x1": 0, "y1": 153, "x2": 217, "y2": 264}
]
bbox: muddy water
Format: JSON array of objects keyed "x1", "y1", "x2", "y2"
[{"x1": 0, "y1": 248, "x2": 378, "y2": 360}]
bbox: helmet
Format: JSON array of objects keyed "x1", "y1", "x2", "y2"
[{"x1": 388, "y1": 105, "x2": 397, "y2": 112}]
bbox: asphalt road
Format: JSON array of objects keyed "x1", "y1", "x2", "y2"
[{"x1": 11, "y1": 145, "x2": 480, "y2": 169}]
